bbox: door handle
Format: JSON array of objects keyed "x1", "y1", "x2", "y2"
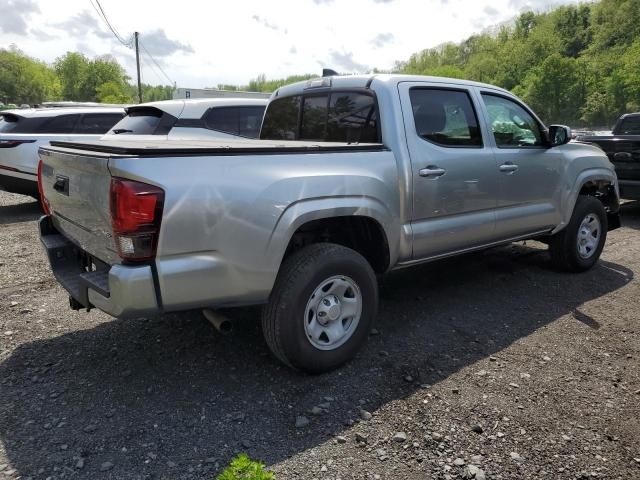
[
  {"x1": 419, "y1": 166, "x2": 446, "y2": 178},
  {"x1": 499, "y1": 162, "x2": 519, "y2": 173}
]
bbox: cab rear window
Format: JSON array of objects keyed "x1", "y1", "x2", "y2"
[{"x1": 261, "y1": 91, "x2": 379, "y2": 143}]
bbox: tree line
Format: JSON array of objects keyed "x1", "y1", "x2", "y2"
[
  {"x1": 231, "y1": 0, "x2": 640, "y2": 127},
  {"x1": 1, "y1": 0, "x2": 638, "y2": 127},
  {"x1": 0, "y1": 46, "x2": 174, "y2": 105},
  {"x1": 395, "y1": 0, "x2": 640, "y2": 127}
]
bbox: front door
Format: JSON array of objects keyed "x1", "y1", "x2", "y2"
[
  {"x1": 398, "y1": 82, "x2": 500, "y2": 260},
  {"x1": 478, "y1": 92, "x2": 563, "y2": 238}
]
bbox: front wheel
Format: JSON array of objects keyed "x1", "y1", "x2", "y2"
[
  {"x1": 262, "y1": 243, "x2": 378, "y2": 373},
  {"x1": 549, "y1": 195, "x2": 607, "y2": 272}
]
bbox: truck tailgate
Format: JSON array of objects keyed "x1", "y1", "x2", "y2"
[{"x1": 39, "y1": 146, "x2": 120, "y2": 264}]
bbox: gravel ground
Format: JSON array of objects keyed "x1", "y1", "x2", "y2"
[{"x1": 0, "y1": 190, "x2": 638, "y2": 480}]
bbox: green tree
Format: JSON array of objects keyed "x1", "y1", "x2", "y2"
[
  {"x1": 0, "y1": 46, "x2": 60, "y2": 104},
  {"x1": 54, "y1": 52, "x2": 89, "y2": 101},
  {"x1": 96, "y1": 81, "x2": 131, "y2": 103}
]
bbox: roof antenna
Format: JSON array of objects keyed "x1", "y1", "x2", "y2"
[{"x1": 322, "y1": 68, "x2": 339, "y2": 77}]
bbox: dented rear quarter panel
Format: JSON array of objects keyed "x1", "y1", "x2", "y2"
[{"x1": 108, "y1": 149, "x2": 402, "y2": 309}]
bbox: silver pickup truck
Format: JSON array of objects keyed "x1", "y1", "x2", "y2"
[{"x1": 38, "y1": 74, "x2": 621, "y2": 373}]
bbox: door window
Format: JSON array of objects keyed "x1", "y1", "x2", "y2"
[
  {"x1": 617, "y1": 115, "x2": 640, "y2": 135},
  {"x1": 204, "y1": 106, "x2": 266, "y2": 138},
  {"x1": 238, "y1": 107, "x2": 266, "y2": 138},
  {"x1": 409, "y1": 88, "x2": 482, "y2": 147},
  {"x1": 74, "y1": 113, "x2": 124, "y2": 134},
  {"x1": 44, "y1": 114, "x2": 81, "y2": 134},
  {"x1": 481, "y1": 94, "x2": 544, "y2": 148}
]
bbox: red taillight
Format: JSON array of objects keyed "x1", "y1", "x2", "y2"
[
  {"x1": 37, "y1": 159, "x2": 51, "y2": 215},
  {"x1": 110, "y1": 178, "x2": 164, "y2": 262}
]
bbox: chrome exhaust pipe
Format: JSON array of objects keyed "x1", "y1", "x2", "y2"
[{"x1": 202, "y1": 309, "x2": 233, "y2": 335}]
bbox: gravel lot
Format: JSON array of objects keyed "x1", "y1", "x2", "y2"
[{"x1": 0, "y1": 190, "x2": 638, "y2": 480}]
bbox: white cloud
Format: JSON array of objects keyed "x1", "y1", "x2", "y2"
[
  {"x1": 0, "y1": 0, "x2": 40, "y2": 35},
  {"x1": 0, "y1": 0, "x2": 583, "y2": 89}
]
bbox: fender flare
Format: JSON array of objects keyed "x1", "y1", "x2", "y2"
[
  {"x1": 552, "y1": 167, "x2": 618, "y2": 234},
  {"x1": 264, "y1": 195, "x2": 401, "y2": 276}
]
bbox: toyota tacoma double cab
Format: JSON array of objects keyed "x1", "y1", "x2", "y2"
[{"x1": 38, "y1": 74, "x2": 620, "y2": 373}]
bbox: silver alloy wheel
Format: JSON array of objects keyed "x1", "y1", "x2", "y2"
[
  {"x1": 577, "y1": 213, "x2": 601, "y2": 259},
  {"x1": 304, "y1": 275, "x2": 363, "y2": 351}
]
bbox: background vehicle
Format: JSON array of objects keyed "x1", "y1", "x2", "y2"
[
  {"x1": 0, "y1": 107, "x2": 124, "y2": 197},
  {"x1": 104, "y1": 98, "x2": 268, "y2": 141},
  {"x1": 38, "y1": 74, "x2": 620, "y2": 373},
  {"x1": 576, "y1": 113, "x2": 640, "y2": 200}
]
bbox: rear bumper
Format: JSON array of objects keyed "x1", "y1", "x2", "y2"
[
  {"x1": 39, "y1": 216, "x2": 160, "y2": 318},
  {"x1": 0, "y1": 171, "x2": 39, "y2": 198}
]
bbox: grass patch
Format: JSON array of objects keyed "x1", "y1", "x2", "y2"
[{"x1": 216, "y1": 454, "x2": 274, "y2": 480}]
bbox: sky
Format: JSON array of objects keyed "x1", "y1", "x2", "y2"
[{"x1": 0, "y1": 0, "x2": 582, "y2": 89}]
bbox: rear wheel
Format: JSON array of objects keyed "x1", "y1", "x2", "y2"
[
  {"x1": 549, "y1": 195, "x2": 607, "y2": 272},
  {"x1": 262, "y1": 243, "x2": 378, "y2": 373}
]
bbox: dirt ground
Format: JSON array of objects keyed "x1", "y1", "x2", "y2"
[{"x1": 0, "y1": 190, "x2": 638, "y2": 480}]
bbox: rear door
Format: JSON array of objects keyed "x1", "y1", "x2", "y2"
[{"x1": 398, "y1": 82, "x2": 499, "y2": 260}]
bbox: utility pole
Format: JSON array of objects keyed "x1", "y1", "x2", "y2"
[{"x1": 134, "y1": 31, "x2": 142, "y2": 103}]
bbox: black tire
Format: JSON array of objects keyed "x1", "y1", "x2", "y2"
[
  {"x1": 262, "y1": 243, "x2": 378, "y2": 373},
  {"x1": 549, "y1": 195, "x2": 607, "y2": 272}
]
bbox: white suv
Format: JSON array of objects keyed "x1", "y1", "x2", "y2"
[
  {"x1": 0, "y1": 107, "x2": 124, "y2": 197},
  {"x1": 104, "y1": 98, "x2": 268, "y2": 141}
]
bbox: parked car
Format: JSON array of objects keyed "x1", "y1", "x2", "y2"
[
  {"x1": 38, "y1": 74, "x2": 620, "y2": 373},
  {"x1": 104, "y1": 98, "x2": 268, "y2": 141},
  {"x1": 0, "y1": 107, "x2": 124, "y2": 197},
  {"x1": 576, "y1": 113, "x2": 640, "y2": 199}
]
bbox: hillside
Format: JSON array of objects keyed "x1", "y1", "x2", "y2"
[{"x1": 395, "y1": 0, "x2": 640, "y2": 126}]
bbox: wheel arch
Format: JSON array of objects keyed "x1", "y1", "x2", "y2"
[
  {"x1": 265, "y1": 196, "x2": 400, "y2": 277},
  {"x1": 553, "y1": 168, "x2": 619, "y2": 234}
]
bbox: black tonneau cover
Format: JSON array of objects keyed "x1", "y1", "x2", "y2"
[{"x1": 46, "y1": 138, "x2": 387, "y2": 157}]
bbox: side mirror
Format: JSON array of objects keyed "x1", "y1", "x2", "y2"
[{"x1": 548, "y1": 125, "x2": 572, "y2": 147}]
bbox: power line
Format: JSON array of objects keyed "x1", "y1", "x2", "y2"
[
  {"x1": 139, "y1": 40, "x2": 174, "y2": 86},
  {"x1": 86, "y1": 0, "x2": 174, "y2": 92},
  {"x1": 89, "y1": 0, "x2": 133, "y2": 47},
  {"x1": 139, "y1": 52, "x2": 168, "y2": 87}
]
